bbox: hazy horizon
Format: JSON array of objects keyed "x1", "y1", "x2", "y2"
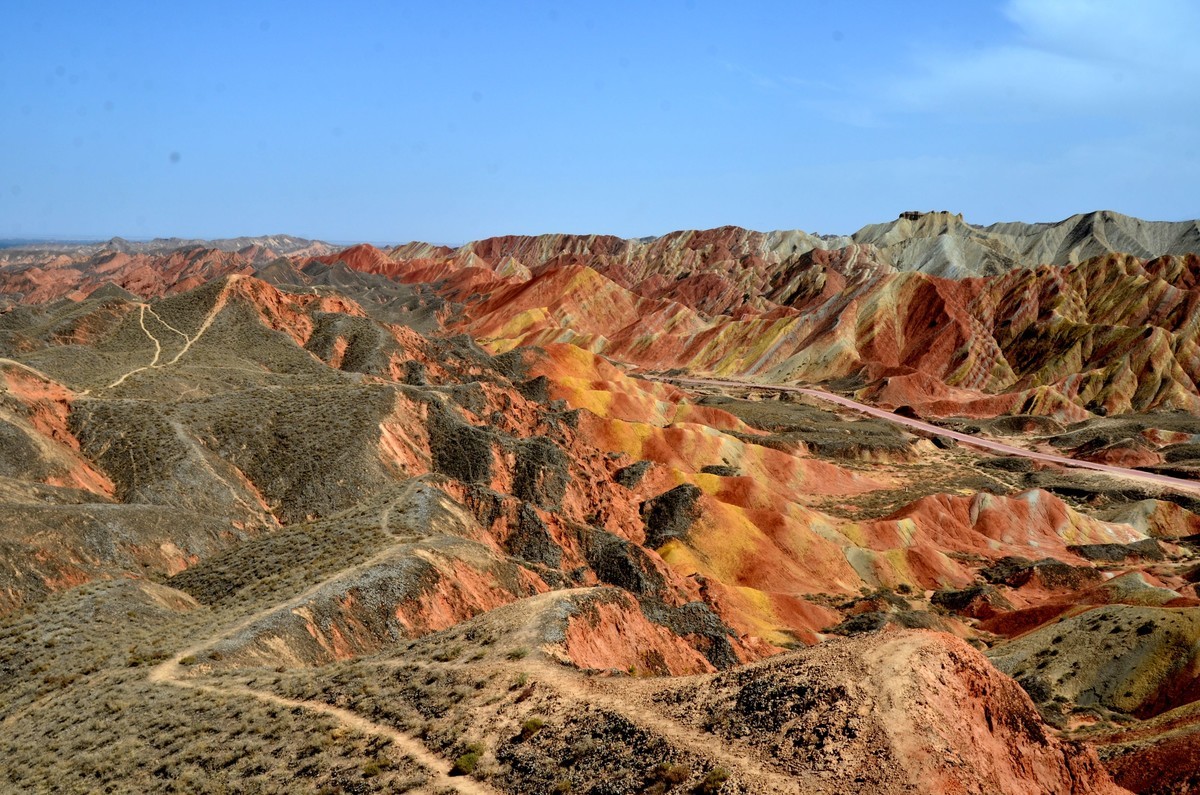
[{"x1": 6, "y1": 204, "x2": 1200, "y2": 250}]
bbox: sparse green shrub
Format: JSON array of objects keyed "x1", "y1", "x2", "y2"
[
  {"x1": 506, "y1": 646, "x2": 529, "y2": 660},
  {"x1": 519, "y1": 716, "x2": 544, "y2": 740},
  {"x1": 450, "y1": 742, "x2": 484, "y2": 776},
  {"x1": 125, "y1": 647, "x2": 168, "y2": 667},
  {"x1": 697, "y1": 767, "x2": 730, "y2": 793},
  {"x1": 450, "y1": 752, "x2": 479, "y2": 776},
  {"x1": 647, "y1": 762, "x2": 691, "y2": 790},
  {"x1": 465, "y1": 627, "x2": 496, "y2": 646},
  {"x1": 432, "y1": 645, "x2": 462, "y2": 662},
  {"x1": 551, "y1": 780, "x2": 573, "y2": 793}
]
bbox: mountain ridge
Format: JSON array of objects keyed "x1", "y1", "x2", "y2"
[{"x1": 7, "y1": 209, "x2": 1200, "y2": 278}]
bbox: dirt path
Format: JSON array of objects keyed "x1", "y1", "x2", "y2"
[
  {"x1": 656, "y1": 375, "x2": 1200, "y2": 494},
  {"x1": 146, "y1": 485, "x2": 493, "y2": 793},
  {"x1": 151, "y1": 540, "x2": 403, "y2": 686},
  {"x1": 93, "y1": 278, "x2": 237, "y2": 392},
  {"x1": 143, "y1": 304, "x2": 191, "y2": 343},
  {"x1": 102, "y1": 304, "x2": 161, "y2": 389},
  {"x1": 162, "y1": 276, "x2": 235, "y2": 366},
  {"x1": 526, "y1": 660, "x2": 816, "y2": 794},
  {"x1": 381, "y1": 594, "x2": 817, "y2": 793},
  {"x1": 455, "y1": 589, "x2": 813, "y2": 791},
  {"x1": 381, "y1": 499, "x2": 397, "y2": 534},
  {"x1": 152, "y1": 486, "x2": 424, "y2": 685},
  {"x1": 165, "y1": 677, "x2": 494, "y2": 795},
  {"x1": 0, "y1": 304, "x2": 180, "y2": 396}
]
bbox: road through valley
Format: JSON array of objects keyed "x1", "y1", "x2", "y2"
[{"x1": 654, "y1": 375, "x2": 1200, "y2": 495}]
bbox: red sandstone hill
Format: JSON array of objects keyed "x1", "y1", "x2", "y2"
[{"x1": 406, "y1": 247, "x2": 1200, "y2": 419}]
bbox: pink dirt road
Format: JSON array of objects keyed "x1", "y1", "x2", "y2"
[{"x1": 654, "y1": 375, "x2": 1200, "y2": 495}]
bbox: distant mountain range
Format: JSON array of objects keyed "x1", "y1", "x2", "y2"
[
  {"x1": 854, "y1": 210, "x2": 1200, "y2": 276},
  {"x1": 0, "y1": 233, "x2": 334, "y2": 257},
  {"x1": 7, "y1": 210, "x2": 1199, "y2": 276}
]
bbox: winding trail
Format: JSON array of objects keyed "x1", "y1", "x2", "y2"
[
  {"x1": 143, "y1": 304, "x2": 191, "y2": 343},
  {"x1": 102, "y1": 304, "x2": 160, "y2": 389},
  {"x1": 168, "y1": 678, "x2": 494, "y2": 795},
  {"x1": 383, "y1": 593, "x2": 814, "y2": 793},
  {"x1": 149, "y1": 499, "x2": 415, "y2": 687},
  {"x1": 652, "y1": 375, "x2": 1200, "y2": 494},
  {"x1": 96, "y1": 279, "x2": 234, "y2": 392},
  {"x1": 148, "y1": 486, "x2": 493, "y2": 795},
  {"x1": 527, "y1": 660, "x2": 810, "y2": 794},
  {"x1": 162, "y1": 277, "x2": 235, "y2": 366},
  {"x1": 0, "y1": 302, "x2": 190, "y2": 395}
]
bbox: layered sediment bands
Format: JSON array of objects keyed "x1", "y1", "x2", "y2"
[
  {"x1": 201, "y1": 536, "x2": 549, "y2": 668},
  {"x1": 1090, "y1": 701, "x2": 1200, "y2": 794},
  {"x1": 368, "y1": 230, "x2": 1196, "y2": 419},
  {"x1": 0, "y1": 235, "x2": 337, "y2": 303},
  {"x1": 7, "y1": 215, "x2": 1200, "y2": 418},
  {"x1": 554, "y1": 588, "x2": 718, "y2": 675},
  {"x1": 5, "y1": 267, "x2": 1163, "y2": 651},
  {"x1": 419, "y1": 249, "x2": 1200, "y2": 419},
  {"x1": 0, "y1": 247, "x2": 256, "y2": 303},
  {"x1": 379, "y1": 210, "x2": 1200, "y2": 287},
  {"x1": 655, "y1": 630, "x2": 1125, "y2": 794},
  {"x1": 1100, "y1": 499, "x2": 1200, "y2": 539},
  {"x1": 519, "y1": 342, "x2": 1182, "y2": 648}
]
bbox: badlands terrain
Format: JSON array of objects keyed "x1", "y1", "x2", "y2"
[{"x1": 2, "y1": 210, "x2": 1200, "y2": 793}]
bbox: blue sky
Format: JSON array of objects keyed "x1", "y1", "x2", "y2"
[{"x1": 2, "y1": 1, "x2": 1197, "y2": 243}]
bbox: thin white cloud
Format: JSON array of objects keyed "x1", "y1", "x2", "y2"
[
  {"x1": 1004, "y1": 0, "x2": 1199, "y2": 64},
  {"x1": 889, "y1": 0, "x2": 1200, "y2": 120},
  {"x1": 722, "y1": 61, "x2": 780, "y2": 91}
]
